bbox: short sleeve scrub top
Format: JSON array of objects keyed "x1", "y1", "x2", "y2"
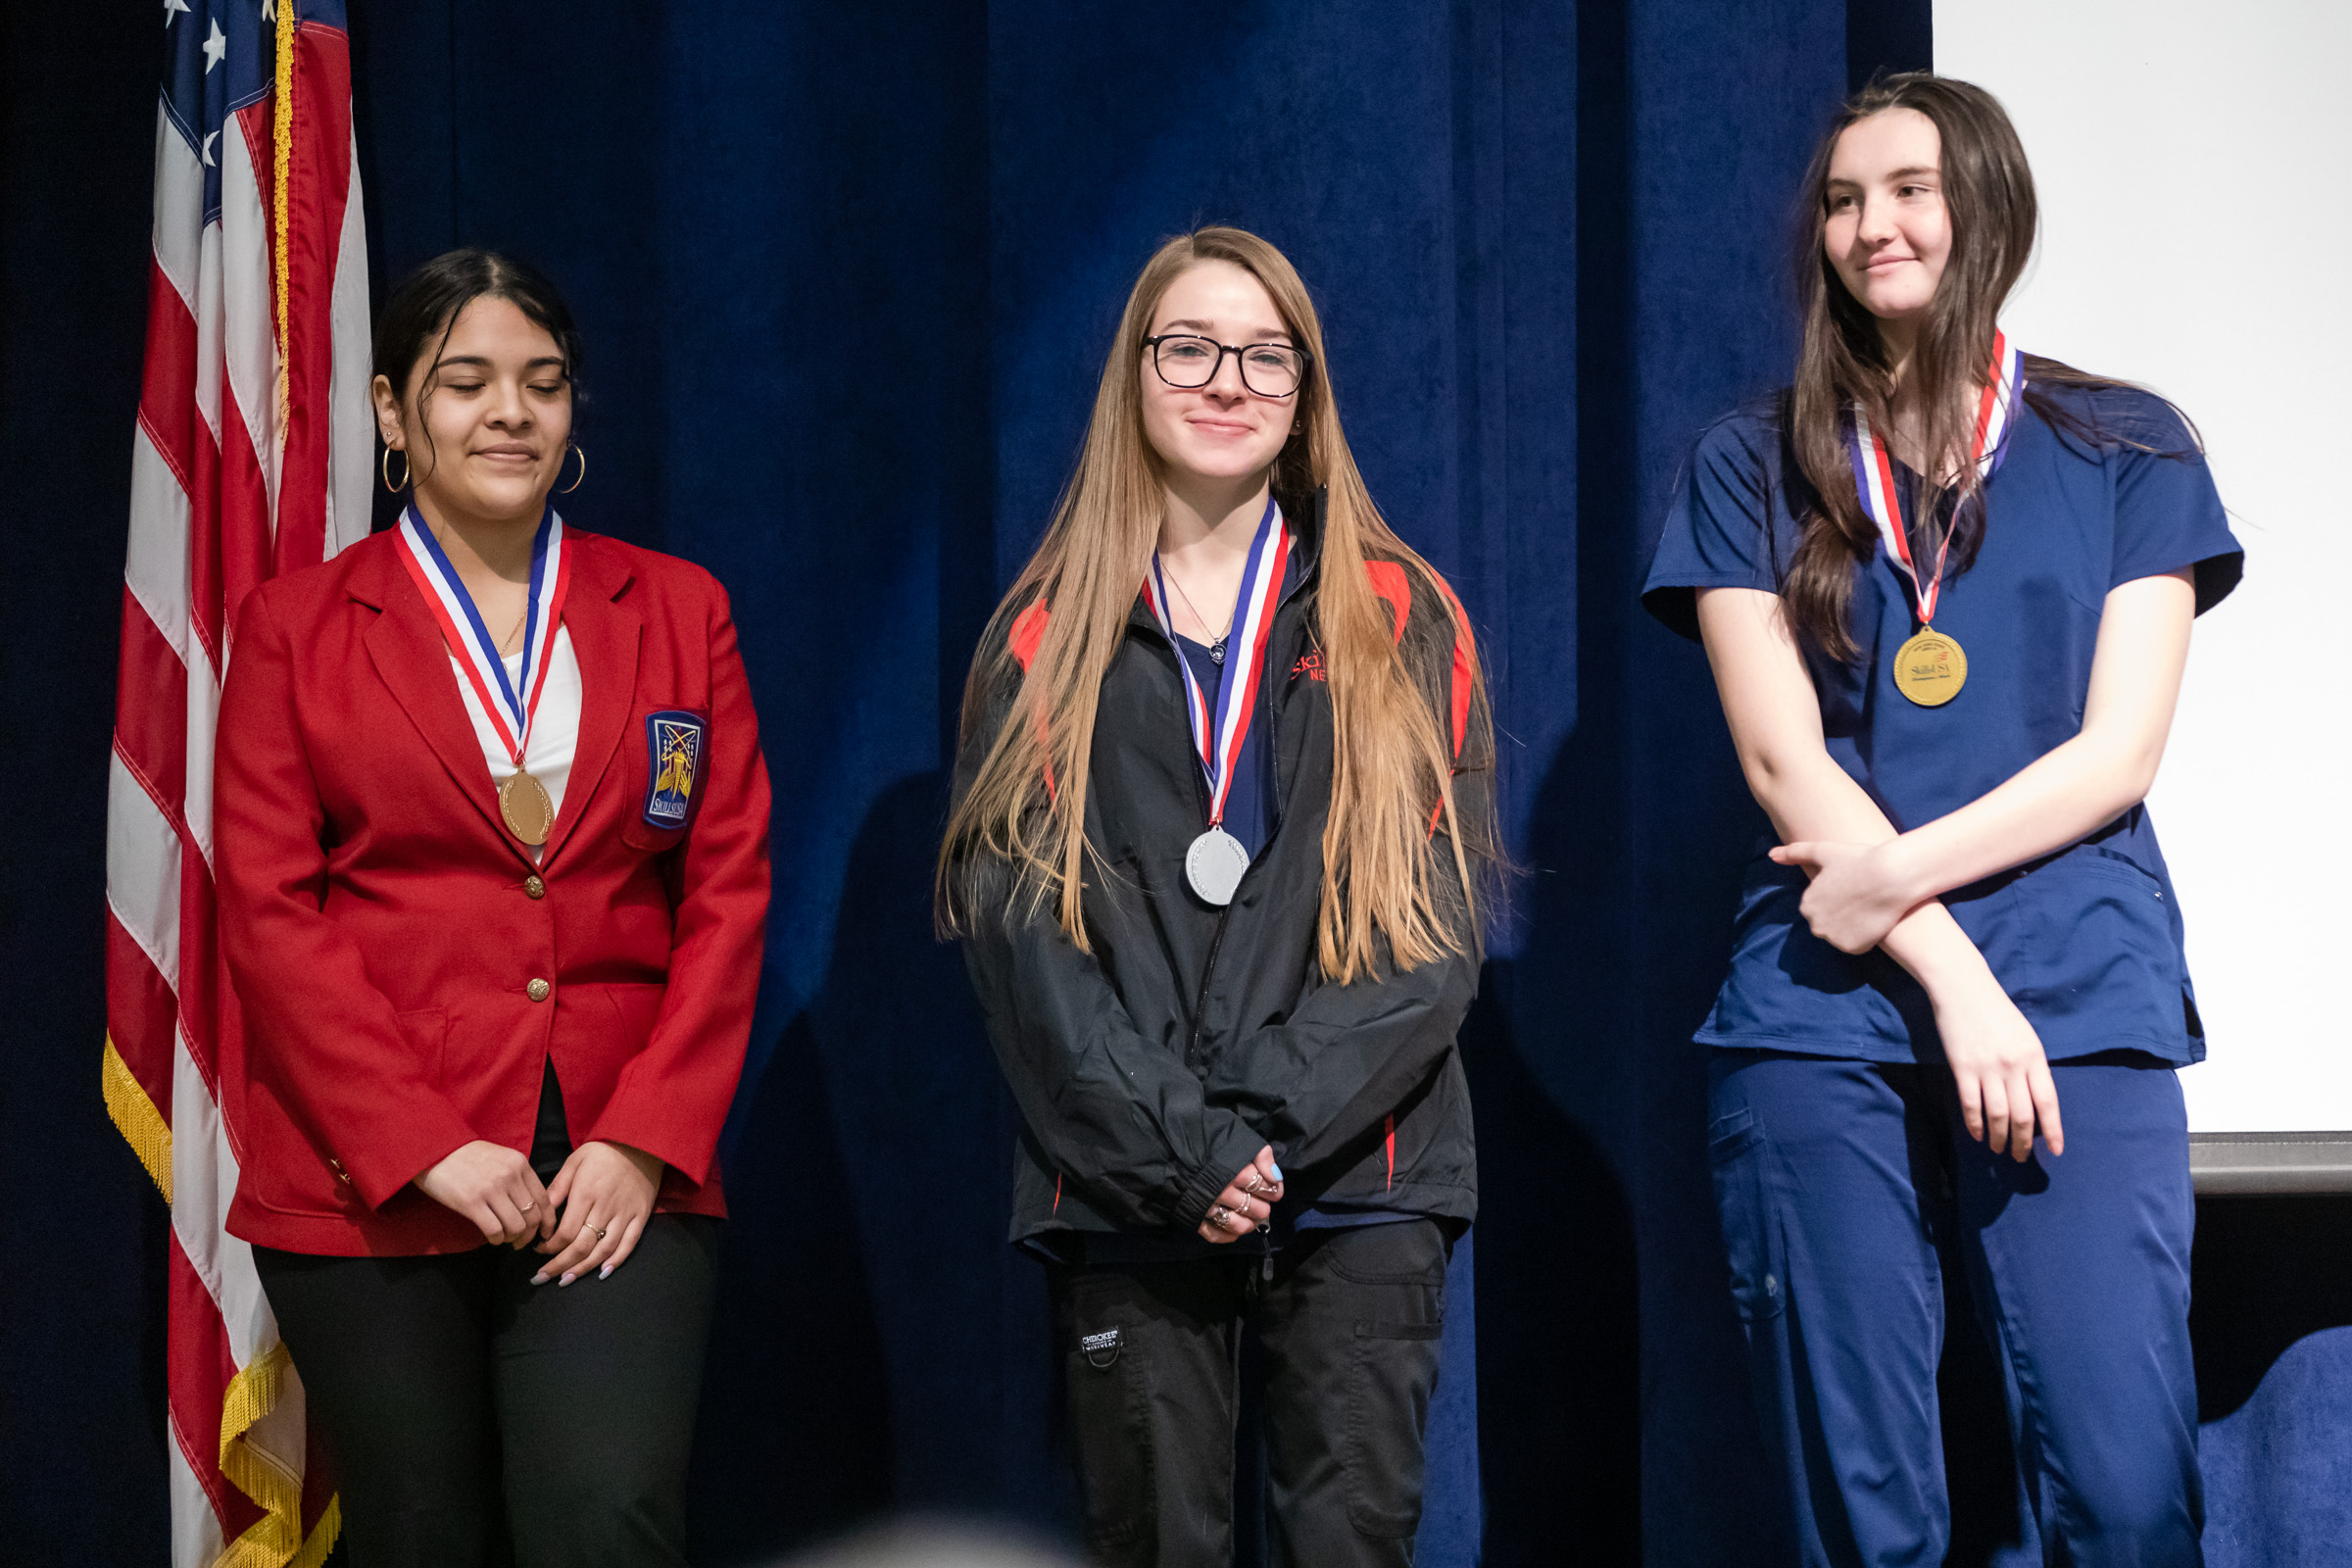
[{"x1": 1642, "y1": 384, "x2": 2243, "y2": 1066}]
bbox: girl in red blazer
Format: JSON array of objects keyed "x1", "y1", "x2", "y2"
[{"x1": 215, "y1": 249, "x2": 770, "y2": 1568}]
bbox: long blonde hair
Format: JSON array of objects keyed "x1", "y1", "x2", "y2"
[{"x1": 937, "y1": 227, "x2": 1491, "y2": 983}]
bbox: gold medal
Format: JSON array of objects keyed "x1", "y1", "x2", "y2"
[
  {"x1": 394, "y1": 506, "x2": 575, "y2": 850},
  {"x1": 499, "y1": 768, "x2": 555, "y2": 846},
  {"x1": 1851, "y1": 332, "x2": 2022, "y2": 716},
  {"x1": 1892, "y1": 627, "x2": 1967, "y2": 707}
]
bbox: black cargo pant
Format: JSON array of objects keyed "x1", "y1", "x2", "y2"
[{"x1": 1050, "y1": 1217, "x2": 1450, "y2": 1568}]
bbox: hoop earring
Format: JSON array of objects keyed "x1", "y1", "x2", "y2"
[
  {"x1": 380, "y1": 446, "x2": 410, "y2": 493},
  {"x1": 558, "y1": 442, "x2": 586, "y2": 495}
]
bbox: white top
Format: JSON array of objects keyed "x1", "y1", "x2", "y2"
[{"x1": 451, "y1": 625, "x2": 583, "y2": 858}]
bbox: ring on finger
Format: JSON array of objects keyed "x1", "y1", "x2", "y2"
[
  {"x1": 589, "y1": 1224, "x2": 609, "y2": 1240},
  {"x1": 1207, "y1": 1204, "x2": 1229, "y2": 1226}
]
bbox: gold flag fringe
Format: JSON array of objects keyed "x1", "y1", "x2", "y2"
[
  {"x1": 270, "y1": 0, "x2": 294, "y2": 440},
  {"x1": 217, "y1": 1343, "x2": 343, "y2": 1568},
  {"x1": 102, "y1": 1036, "x2": 173, "y2": 1203}
]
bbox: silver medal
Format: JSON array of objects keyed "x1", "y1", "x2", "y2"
[{"x1": 1185, "y1": 827, "x2": 1251, "y2": 906}]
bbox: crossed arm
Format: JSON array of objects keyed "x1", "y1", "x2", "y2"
[{"x1": 1693, "y1": 566, "x2": 2196, "y2": 1158}]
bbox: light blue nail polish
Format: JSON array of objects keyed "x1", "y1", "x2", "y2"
[
  {"x1": 1269, "y1": 1163, "x2": 1284, "y2": 1181},
  {"x1": 559, "y1": 1272, "x2": 575, "y2": 1287},
  {"x1": 599, "y1": 1263, "x2": 613, "y2": 1280},
  {"x1": 529, "y1": 1271, "x2": 549, "y2": 1286}
]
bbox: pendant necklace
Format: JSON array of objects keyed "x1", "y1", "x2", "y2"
[{"x1": 1160, "y1": 564, "x2": 1234, "y2": 664}]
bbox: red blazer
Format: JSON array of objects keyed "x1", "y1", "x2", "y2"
[{"x1": 215, "y1": 526, "x2": 771, "y2": 1255}]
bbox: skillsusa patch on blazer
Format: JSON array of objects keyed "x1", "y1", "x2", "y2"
[{"x1": 642, "y1": 710, "x2": 707, "y2": 828}]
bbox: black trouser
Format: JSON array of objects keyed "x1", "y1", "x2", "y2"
[
  {"x1": 252, "y1": 1065, "x2": 719, "y2": 1568},
  {"x1": 1050, "y1": 1218, "x2": 1450, "y2": 1568}
]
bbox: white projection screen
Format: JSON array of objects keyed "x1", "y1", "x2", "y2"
[{"x1": 1935, "y1": 2, "x2": 2352, "y2": 1181}]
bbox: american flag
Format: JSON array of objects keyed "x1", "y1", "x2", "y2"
[{"x1": 104, "y1": 2, "x2": 370, "y2": 1563}]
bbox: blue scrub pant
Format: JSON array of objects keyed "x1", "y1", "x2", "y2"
[{"x1": 1707, "y1": 1050, "x2": 2200, "y2": 1567}]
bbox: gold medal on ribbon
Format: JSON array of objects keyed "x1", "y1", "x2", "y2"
[
  {"x1": 1891, "y1": 627, "x2": 1967, "y2": 707},
  {"x1": 392, "y1": 504, "x2": 574, "y2": 848},
  {"x1": 499, "y1": 769, "x2": 555, "y2": 846},
  {"x1": 1849, "y1": 330, "x2": 2023, "y2": 713}
]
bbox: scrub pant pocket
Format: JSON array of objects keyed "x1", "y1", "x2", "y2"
[
  {"x1": 1709, "y1": 1105, "x2": 1787, "y2": 1324},
  {"x1": 1706, "y1": 1049, "x2": 2202, "y2": 1568}
]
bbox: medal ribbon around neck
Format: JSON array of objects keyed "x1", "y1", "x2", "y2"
[
  {"x1": 1140, "y1": 495, "x2": 1290, "y2": 832},
  {"x1": 393, "y1": 503, "x2": 572, "y2": 771},
  {"x1": 1848, "y1": 329, "x2": 2025, "y2": 627}
]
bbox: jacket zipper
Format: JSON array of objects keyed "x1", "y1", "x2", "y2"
[
  {"x1": 1125, "y1": 614, "x2": 1228, "y2": 1071},
  {"x1": 1188, "y1": 904, "x2": 1231, "y2": 1070},
  {"x1": 1192, "y1": 572, "x2": 1320, "y2": 1066}
]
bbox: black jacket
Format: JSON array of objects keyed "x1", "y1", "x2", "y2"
[{"x1": 953, "y1": 512, "x2": 1493, "y2": 1249}]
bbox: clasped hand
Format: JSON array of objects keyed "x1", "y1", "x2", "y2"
[
  {"x1": 414, "y1": 1138, "x2": 664, "y2": 1283},
  {"x1": 1198, "y1": 1146, "x2": 1285, "y2": 1244},
  {"x1": 1770, "y1": 839, "x2": 1920, "y2": 955},
  {"x1": 1772, "y1": 837, "x2": 2063, "y2": 1162}
]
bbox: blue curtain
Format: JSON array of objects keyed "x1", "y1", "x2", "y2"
[
  {"x1": 345, "y1": 2, "x2": 1856, "y2": 1557},
  {"x1": 13, "y1": 3, "x2": 2352, "y2": 1565},
  {"x1": 351, "y1": 5, "x2": 1859, "y2": 1555}
]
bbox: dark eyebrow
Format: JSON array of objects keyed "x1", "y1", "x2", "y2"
[
  {"x1": 1158, "y1": 318, "x2": 1295, "y2": 343},
  {"x1": 1826, "y1": 166, "x2": 1940, "y2": 190},
  {"x1": 431, "y1": 354, "x2": 569, "y2": 372}
]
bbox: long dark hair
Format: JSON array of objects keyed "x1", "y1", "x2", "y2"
[
  {"x1": 1781, "y1": 74, "x2": 2173, "y2": 660},
  {"x1": 374, "y1": 248, "x2": 581, "y2": 485}
]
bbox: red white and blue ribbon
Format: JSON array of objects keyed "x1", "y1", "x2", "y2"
[
  {"x1": 1139, "y1": 496, "x2": 1291, "y2": 828},
  {"x1": 1849, "y1": 329, "x2": 2025, "y2": 625},
  {"x1": 392, "y1": 504, "x2": 571, "y2": 765}
]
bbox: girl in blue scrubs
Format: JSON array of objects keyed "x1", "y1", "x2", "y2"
[{"x1": 1642, "y1": 75, "x2": 2241, "y2": 1566}]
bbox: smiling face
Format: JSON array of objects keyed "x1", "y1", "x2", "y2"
[
  {"x1": 1138, "y1": 260, "x2": 1298, "y2": 489},
  {"x1": 1824, "y1": 107, "x2": 1951, "y2": 331},
  {"x1": 373, "y1": 294, "x2": 573, "y2": 526}
]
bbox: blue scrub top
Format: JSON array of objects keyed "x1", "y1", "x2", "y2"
[{"x1": 1642, "y1": 384, "x2": 2243, "y2": 1066}]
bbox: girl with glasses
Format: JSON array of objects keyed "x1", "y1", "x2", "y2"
[
  {"x1": 1643, "y1": 75, "x2": 2241, "y2": 1564},
  {"x1": 940, "y1": 227, "x2": 1495, "y2": 1567}
]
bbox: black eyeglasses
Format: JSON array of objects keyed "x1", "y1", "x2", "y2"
[{"x1": 1144, "y1": 334, "x2": 1310, "y2": 398}]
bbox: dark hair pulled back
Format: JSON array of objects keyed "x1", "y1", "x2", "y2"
[
  {"x1": 374, "y1": 248, "x2": 581, "y2": 481},
  {"x1": 1779, "y1": 74, "x2": 2177, "y2": 661}
]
